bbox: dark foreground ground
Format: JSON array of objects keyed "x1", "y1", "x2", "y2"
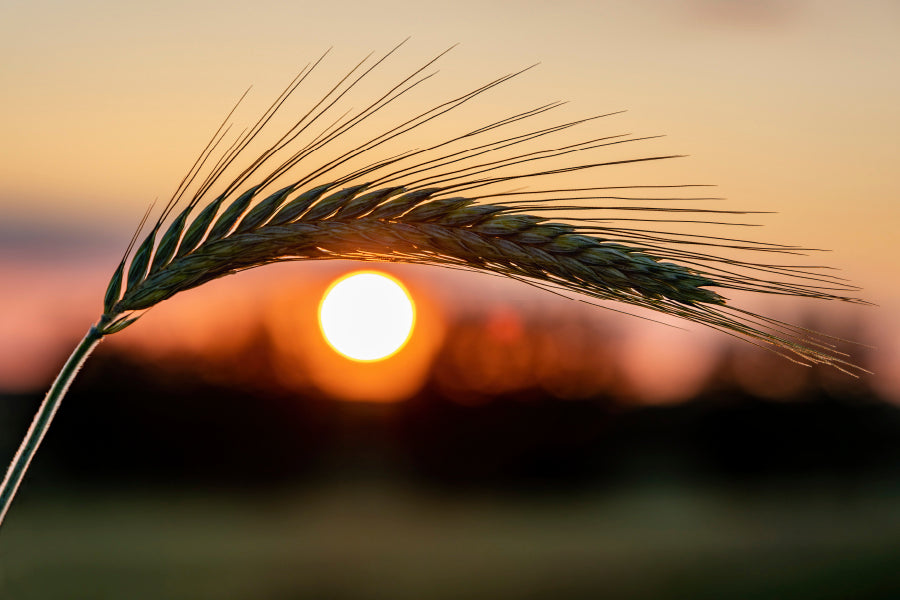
[
  {"x1": 3, "y1": 480, "x2": 900, "y2": 600},
  {"x1": 1, "y1": 348, "x2": 899, "y2": 599}
]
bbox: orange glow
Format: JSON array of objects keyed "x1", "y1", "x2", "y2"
[
  {"x1": 318, "y1": 271, "x2": 415, "y2": 362},
  {"x1": 2, "y1": 3, "x2": 897, "y2": 405},
  {"x1": 267, "y1": 267, "x2": 444, "y2": 403},
  {"x1": 433, "y1": 306, "x2": 619, "y2": 402}
]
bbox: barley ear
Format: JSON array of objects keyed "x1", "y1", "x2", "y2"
[
  {"x1": 206, "y1": 185, "x2": 263, "y2": 242},
  {"x1": 300, "y1": 184, "x2": 370, "y2": 221},
  {"x1": 334, "y1": 186, "x2": 405, "y2": 219},
  {"x1": 103, "y1": 261, "x2": 125, "y2": 315},
  {"x1": 367, "y1": 188, "x2": 441, "y2": 220},
  {"x1": 268, "y1": 184, "x2": 332, "y2": 225},
  {"x1": 150, "y1": 211, "x2": 189, "y2": 274},
  {"x1": 176, "y1": 196, "x2": 225, "y2": 257},
  {"x1": 126, "y1": 227, "x2": 157, "y2": 291},
  {"x1": 235, "y1": 184, "x2": 297, "y2": 233},
  {"x1": 102, "y1": 316, "x2": 140, "y2": 335}
]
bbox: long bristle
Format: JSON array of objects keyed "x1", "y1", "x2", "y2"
[{"x1": 99, "y1": 44, "x2": 866, "y2": 373}]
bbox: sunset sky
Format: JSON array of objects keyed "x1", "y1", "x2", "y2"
[{"x1": 1, "y1": 0, "x2": 898, "y2": 400}]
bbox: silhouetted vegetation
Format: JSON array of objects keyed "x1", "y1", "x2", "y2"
[{"x1": 3, "y1": 330, "x2": 895, "y2": 493}]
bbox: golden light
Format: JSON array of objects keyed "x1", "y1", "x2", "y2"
[{"x1": 318, "y1": 271, "x2": 416, "y2": 362}]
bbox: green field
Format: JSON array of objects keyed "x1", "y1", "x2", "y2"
[{"x1": 2, "y1": 481, "x2": 899, "y2": 600}]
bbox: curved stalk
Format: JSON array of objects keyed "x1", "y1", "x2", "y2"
[{"x1": 0, "y1": 325, "x2": 104, "y2": 528}]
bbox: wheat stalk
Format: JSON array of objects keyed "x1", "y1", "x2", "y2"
[{"x1": 0, "y1": 42, "x2": 866, "y2": 528}]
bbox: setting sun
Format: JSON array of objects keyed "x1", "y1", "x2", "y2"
[{"x1": 318, "y1": 271, "x2": 416, "y2": 362}]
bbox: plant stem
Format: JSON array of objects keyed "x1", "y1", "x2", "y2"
[{"x1": 0, "y1": 324, "x2": 104, "y2": 529}]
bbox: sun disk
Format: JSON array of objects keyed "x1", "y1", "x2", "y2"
[{"x1": 318, "y1": 271, "x2": 415, "y2": 362}]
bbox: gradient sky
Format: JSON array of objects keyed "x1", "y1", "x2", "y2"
[{"x1": 1, "y1": 0, "x2": 898, "y2": 397}]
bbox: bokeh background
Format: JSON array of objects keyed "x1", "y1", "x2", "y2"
[{"x1": 1, "y1": 1, "x2": 899, "y2": 598}]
